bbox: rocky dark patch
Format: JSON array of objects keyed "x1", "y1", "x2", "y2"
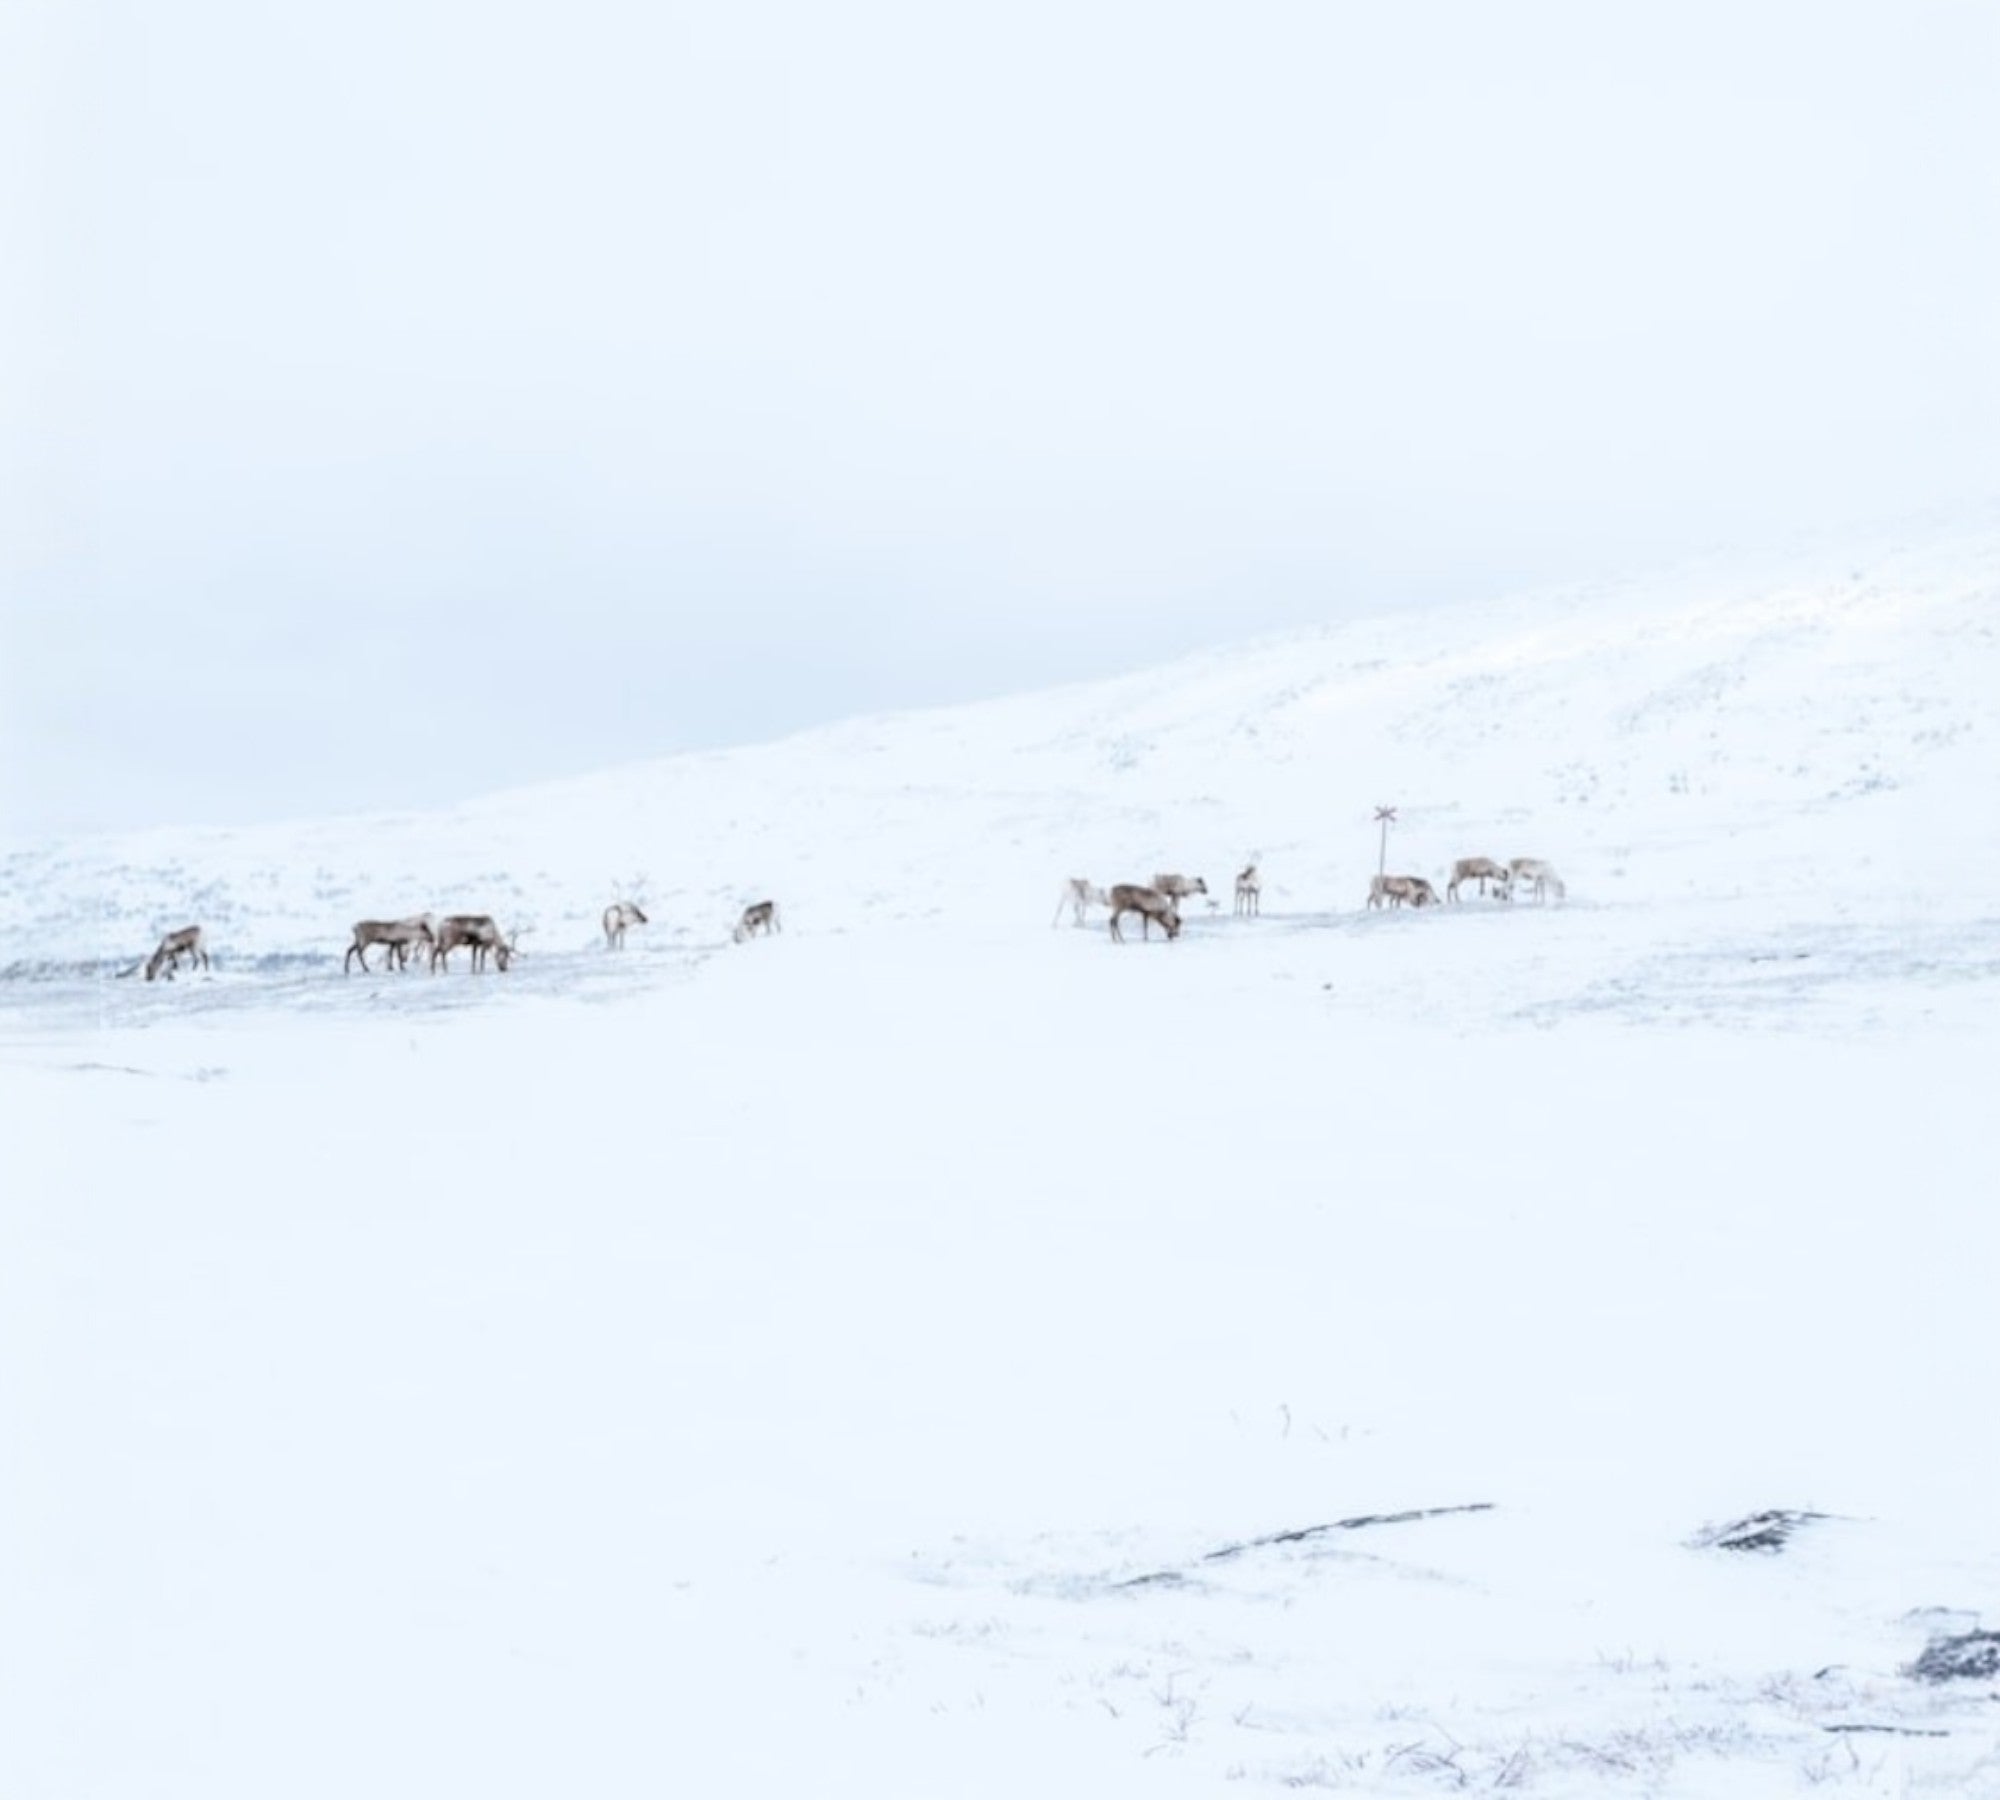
[
  {"x1": 1691, "y1": 1509, "x2": 1830, "y2": 1553},
  {"x1": 1907, "y1": 1631, "x2": 2000, "y2": 1684}
]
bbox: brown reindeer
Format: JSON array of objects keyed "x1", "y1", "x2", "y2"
[
  {"x1": 1446, "y1": 857, "x2": 1511, "y2": 903},
  {"x1": 1107, "y1": 883, "x2": 1182, "y2": 942},
  {"x1": 143, "y1": 925, "x2": 210, "y2": 981},
  {"x1": 603, "y1": 901, "x2": 648, "y2": 949},
  {"x1": 1367, "y1": 874, "x2": 1437, "y2": 910},
  {"x1": 1233, "y1": 864, "x2": 1261, "y2": 916},
  {"x1": 345, "y1": 915, "x2": 436, "y2": 973},
  {"x1": 431, "y1": 915, "x2": 514, "y2": 972},
  {"x1": 1051, "y1": 878, "x2": 1110, "y2": 928},
  {"x1": 733, "y1": 900, "x2": 780, "y2": 942}
]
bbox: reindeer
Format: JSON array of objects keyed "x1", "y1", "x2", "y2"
[
  {"x1": 1507, "y1": 858, "x2": 1566, "y2": 903},
  {"x1": 1107, "y1": 883, "x2": 1182, "y2": 942},
  {"x1": 430, "y1": 914, "x2": 514, "y2": 972},
  {"x1": 733, "y1": 900, "x2": 780, "y2": 942},
  {"x1": 1051, "y1": 878, "x2": 1110, "y2": 928},
  {"x1": 143, "y1": 925, "x2": 210, "y2": 981},
  {"x1": 603, "y1": 901, "x2": 648, "y2": 949},
  {"x1": 1446, "y1": 857, "x2": 1511, "y2": 903},
  {"x1": 1152, "y1": 873, "x2": 1208, "y2": 908},
  {"x1": 345, "y1": 914, "x2": 436, "y2": 974},
  {"x1": 1367, "y1": 874, "x2": 1436, "y2": 910},
  {"x1": 1233, "y1": 864, "x2": 1261, "y2": 916}
]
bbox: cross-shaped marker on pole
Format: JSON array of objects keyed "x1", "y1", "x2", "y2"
[{"x1": 1374, "y1": 805, "x2": 1398, "y2": 877}]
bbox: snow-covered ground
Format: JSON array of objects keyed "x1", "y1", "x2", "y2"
[{"x1": 5, "y1": 517, "x2": 1999, "y2": 1797}]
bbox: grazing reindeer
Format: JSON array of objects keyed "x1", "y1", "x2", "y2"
[
  {"x1": 345, "y1": 915, "x2": 436, "y2": 974},
  {"x1": 1367, "y1": 874, "x2": 1437, "y2": 910},
  {"x1": 431, "y1": 914, "x2": 514, "y2": 972},
  {"x1": 1233, "y1": 864, "x2": 1261, "y2": 916},
  {"x1": 1446, "y1": 857, "x2": 1511, "y2": 904},
  {"x1": 1051, "y1": 878, "x2": 1110, "y2": 928},
  {"x1": 1152, "y1": 873, "x2": 1208, "y2": 907},
  {"x1": 1107, "y1": 883, "x2": 1182, "y2": 942},
  {"x1": 603, "y1": 901, "x2": 648, "y2": 949},
  {"x1": 733, "y1": 900, "x2": 780, "y2": 943},
  {"x1": 144, "y1": 925, "x2": 210, "y2": 981},
  {"x1": 1508, "y1": 857, "x2": 1566, "y2": 903}
]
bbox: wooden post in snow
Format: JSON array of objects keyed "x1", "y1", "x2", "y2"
[{"x1": 1373, "y1": 805, "x2": 1397, "y2": 878}]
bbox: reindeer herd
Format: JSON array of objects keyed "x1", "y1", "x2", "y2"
[
  {"x1": 137, "y1": 894, "x2": 783, "y2": 981},
  {"x1": 1058, "y1": 853, "x2": 1565, "y2": 944},
  {"x1": 131, "y1": 846, "x2": 1562, "y2": 980}
]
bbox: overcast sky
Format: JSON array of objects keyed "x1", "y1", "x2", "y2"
[{"x1": 4, "y1": 0, "x2": 1995, "y2": 835}]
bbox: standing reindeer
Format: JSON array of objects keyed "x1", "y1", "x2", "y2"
[
  {"x1": 1507, "y1": 858, "x2": 1566, "y2": 903},
  {"x1": 1107, "y1": 884, "x2": 1182, "y2": 942},
  {"x1": 1233, "y1": 864, "x2": 1261, "y2": 916},
  {"x1": 143, "y1": 925, "x2": 210, "y2": 981},
  {"x1": 1367, "y1": 875, "x2": 1437, "y2": 910},
  {"x1": 431, "y1": 915, "x2": 515, "y2": 972},
  {"x1": 1152, "y1": 873, "x2": 1207, "y2": 908},
  {"x1": 603, "y1": 901, "x2": 648, "y2": 949},
  {"x1": 733, "y1": 900, "x2": 780, "y2": 942},
  {"x1": 1051, "y1": 878, "x2": 1110, "y2": 928},
  {"x1": 345, "y1": 915, "x2": 436, "y2": 973},
  {"x1": 1446, "y1": 858, "x2": 1511, "y2": 903}
]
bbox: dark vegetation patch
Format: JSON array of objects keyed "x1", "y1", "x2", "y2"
[
  {"x1": 1690, "y1": 1510, "x2": 1830, "y2": 1554},
  {"x1": 1907, "y1": 1631, "x2": 2000, "y2": 1684}
]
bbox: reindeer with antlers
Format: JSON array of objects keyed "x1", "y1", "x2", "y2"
[
  {"x1": 1233, "y1": 863, "x2": 1261, "y2": 916},
  {"x1": 603, "y1": 901, "x2": 648, "y2": 949},
  {"x1": 602, "y1": 877, "x2": 650, "y2": 950}
]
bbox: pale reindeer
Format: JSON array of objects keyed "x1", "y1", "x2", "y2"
[
  {"x1": 1446, "y1": 857, "x2": 1512, "y2": 904},
  {"x1": 1233, "y1": 864, "x2": 1261, "y2": 916},
  {"x1": 733, "y1": 900, "x2": 780, "y2": 942},
  {"x1": 1507, "y1": 857, "x2": 1566, "y2": 903},
  {"x1": 430, "y1": 914, "x2": 515, "y2": 972},
  {"x1": 345, "y1": 914, "x2": 436, "y2": 974},
  {"x1": 143, "y1": 925, "x2": 210, "y2": 981},
  {"x1": 1366, "y1": 874, "x2": 1437, "y2": 910},
  {"x1": 1107, "y1": 883, "x2": 1182, "y2": 942},
  {"x1": 1152, "y1": 873, "x2": 1208, "y2": 908},
  {"x1": 1051, "y1": 878, "x2": 1110, "y2": 928},
  {"x1": 603, "y1": 901, "x2": 648, "y2": 949}
]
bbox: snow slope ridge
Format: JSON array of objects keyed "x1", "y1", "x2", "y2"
[{"x1": 2, "y1": 517, "x2": 1997, "y2": 973}]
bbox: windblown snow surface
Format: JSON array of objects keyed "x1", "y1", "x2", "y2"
[{"x1": 5, "y1": 518, "x2": 2000, "y2": 1797}]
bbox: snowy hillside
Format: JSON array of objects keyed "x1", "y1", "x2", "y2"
[
  {"x1": 3, "y1": 513, "x2": 1998, "y2": 977},
  {"x1": 4, "y1": 520, "x2": 1999, "y2": 1799}
]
